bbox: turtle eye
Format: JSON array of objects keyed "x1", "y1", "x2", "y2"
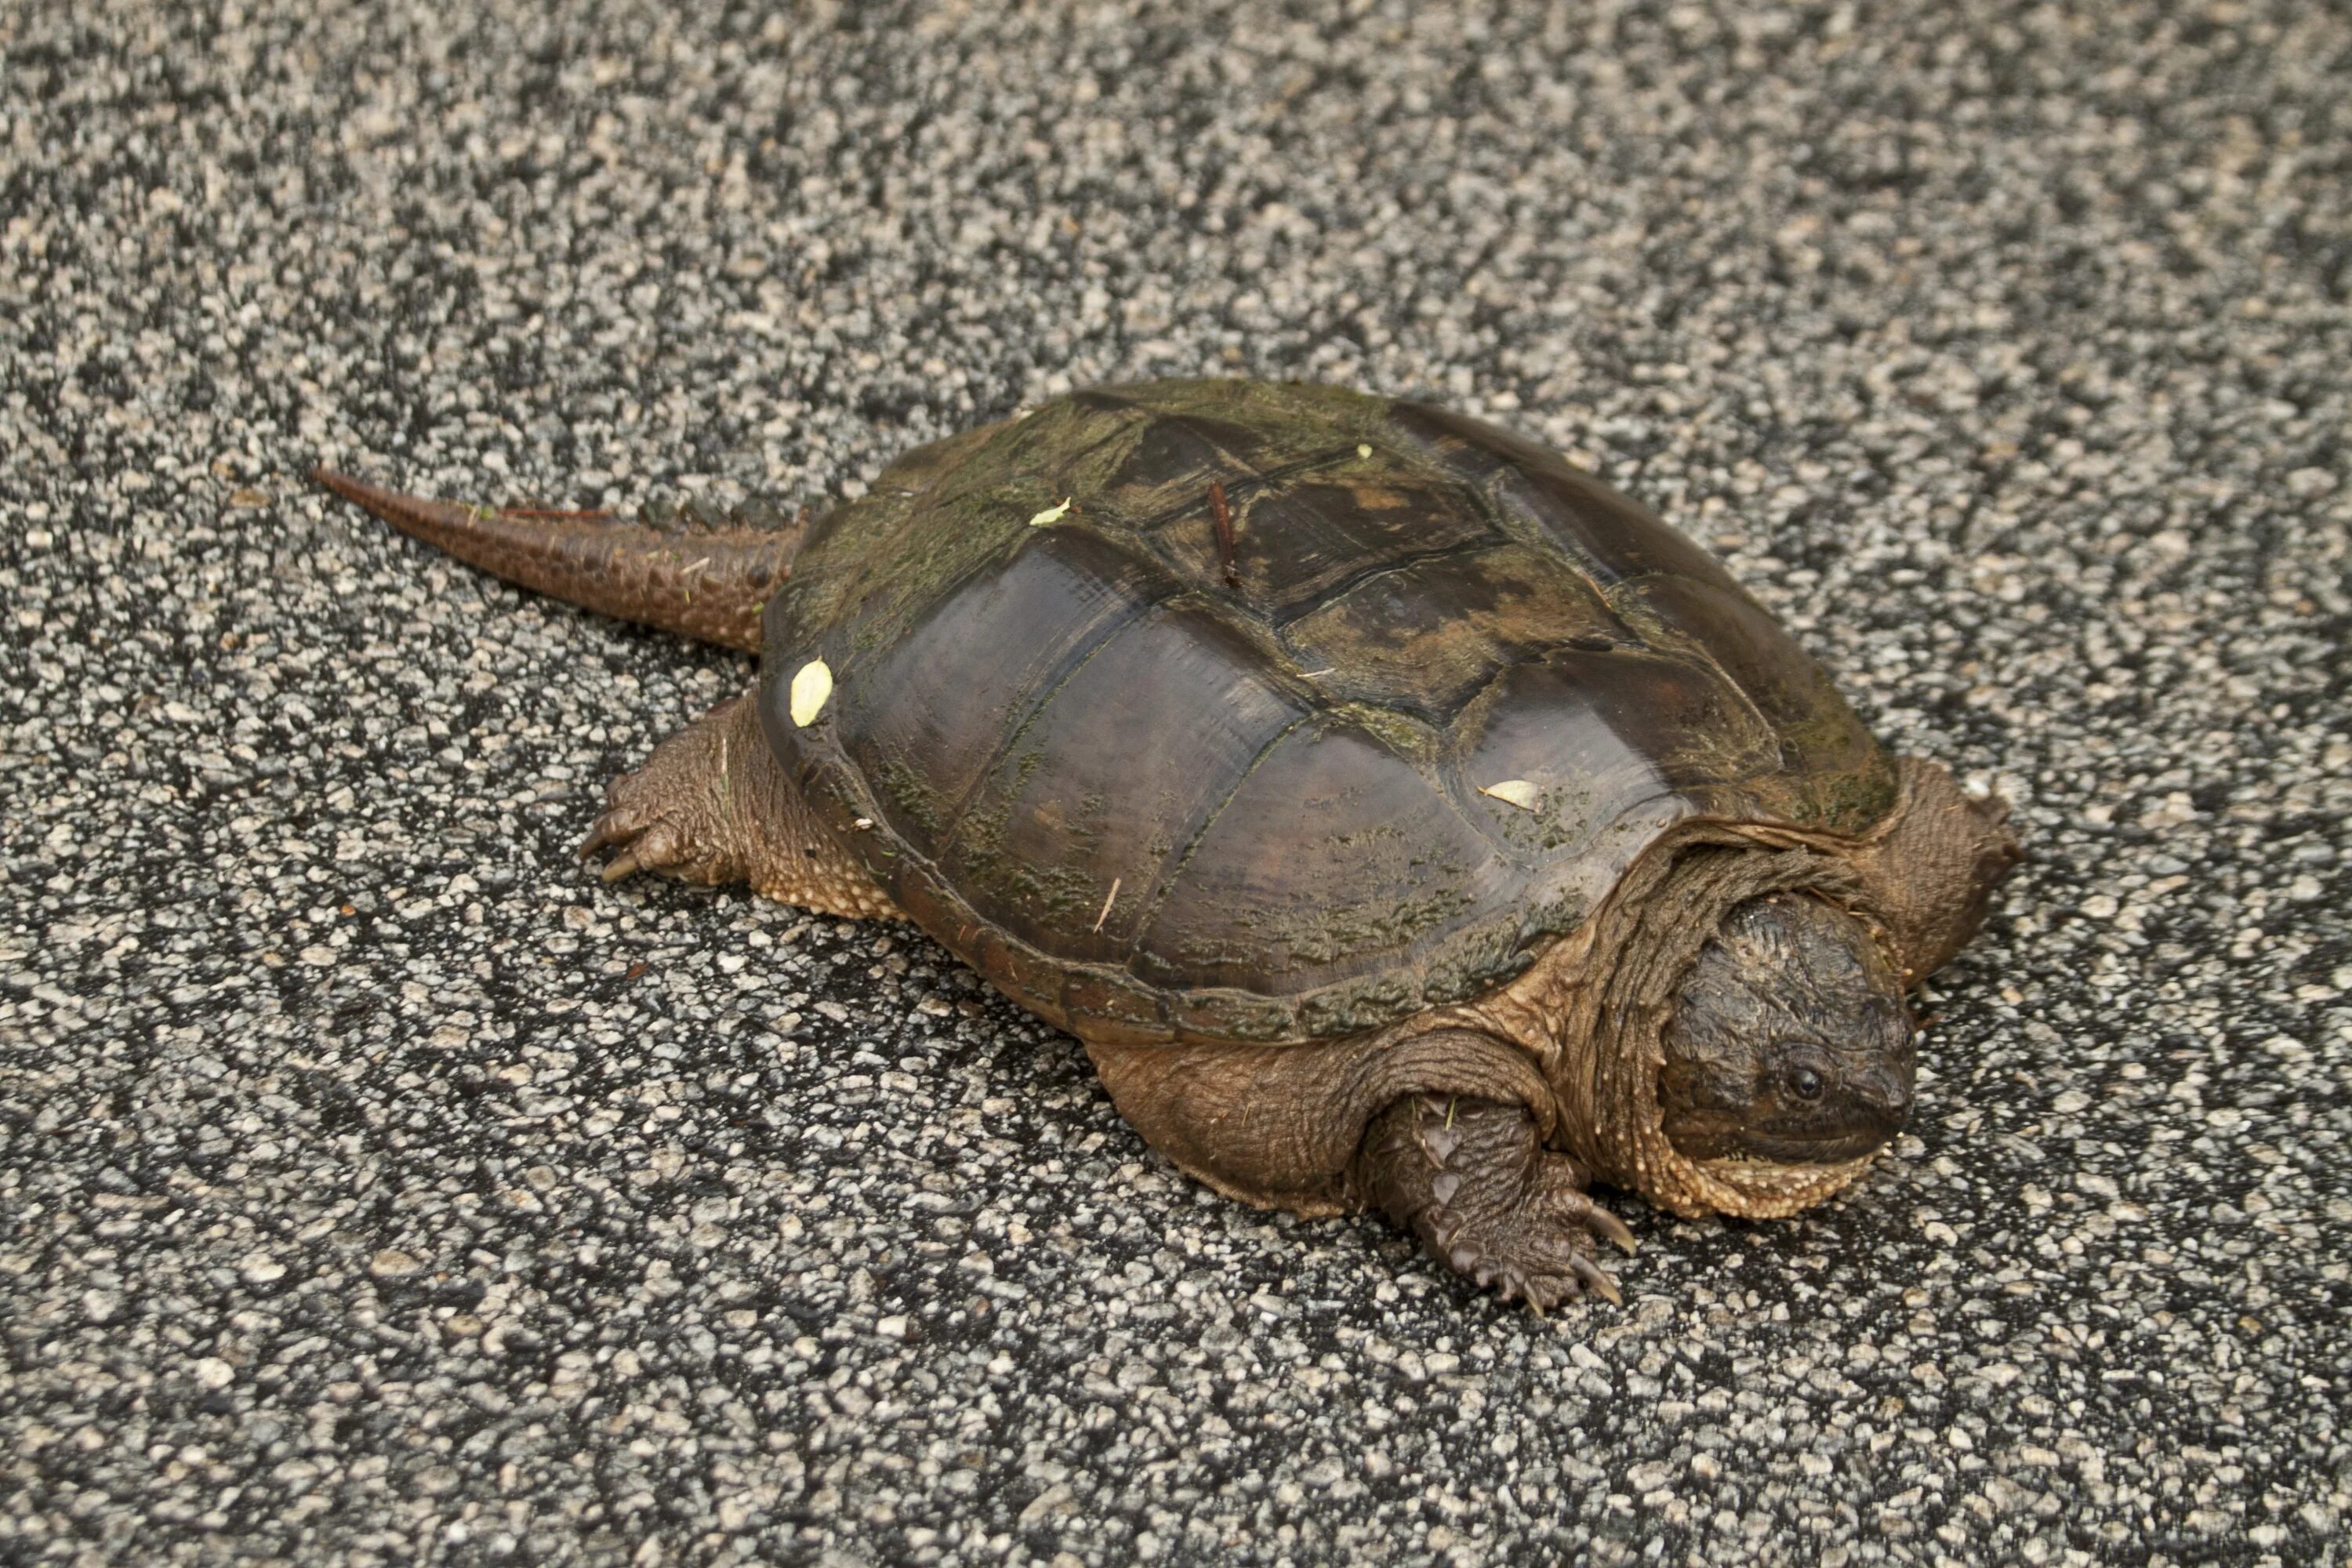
[{"x1": 1788, "y1": 1065, "x2": 1824, "y2": 1101}]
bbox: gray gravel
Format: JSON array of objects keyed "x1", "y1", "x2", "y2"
[{"x1": 4, "y1": 2, "x2": 2349, "y2": 1564}]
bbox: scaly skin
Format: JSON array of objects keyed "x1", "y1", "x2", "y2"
[
  {"x1": 313, "y1": 470, "x2": 800, "y2": 653},
  {"x1": 582, "y1": 695, "x2": 899, "y2": 922},
  {"x1": 1355, "y1": 1094, "x2": 1635, "y2": 1312}
]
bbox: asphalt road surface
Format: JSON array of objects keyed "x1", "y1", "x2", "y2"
[{"x1": 3, "y1": 2, "x2": 2347, "y2": 1564}]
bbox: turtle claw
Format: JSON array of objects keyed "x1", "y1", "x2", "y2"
[
  {"x1": 1511, "y1": 1269, "x2": 1589, "y2": 1315},
  {"x1": 587, "y1": 814, "x2": 689, "y2": 883},
  {"x1": 578, "y1": 811, "x2": 631, "y2": 860},
  {"x1": 1541, "y1": 1176, "x2": 1638, "y2": 1256},
  {"x1": 1585, "y1": 1204, "x2": 1638, "y2": 1257},
  {"x1": 1471, "y1": 1228, "x2": 1624, "y2": 1314},
  {"x1": 1571, "y1": 1254, "x2": 1622, "y2": 1306}
]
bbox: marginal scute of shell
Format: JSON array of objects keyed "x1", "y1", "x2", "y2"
[
  {"x1": 789, "y1": 659, "x2": 833, "y2": 728},
  {"x1": 1478, "y1": 779, "x2": 1542, "y2": 811}
]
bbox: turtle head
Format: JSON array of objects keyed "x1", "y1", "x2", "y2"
[{"x1": 1657, "y1": 892, "x2": 1914, "y2": 1166}]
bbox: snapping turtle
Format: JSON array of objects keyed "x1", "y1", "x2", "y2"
[{"x1": 318, "y1": 379, "x2": 2017, "y2": 1308}]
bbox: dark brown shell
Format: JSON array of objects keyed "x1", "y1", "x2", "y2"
[{"x1": 758, "y1": 380, "x2": 1894, "y2": 1044}]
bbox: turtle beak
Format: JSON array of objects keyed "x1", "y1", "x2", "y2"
[
  {"x1": 1723, "y1": 1127, "x2": 1900, "y2": 1166},
  {"x1": 1851, "y1": 1056, "x2": 1915, "y2": 1146}
]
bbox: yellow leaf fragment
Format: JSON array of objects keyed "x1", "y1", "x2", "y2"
[
  {"x1": 789, "y1": 659, "x2": 833, "y2": 728},
  {"x1": 1478, "y1": 779, "x2": 1542, "y2": 811},
  {"x1": 1027, "y1": 498, "x2": 1073, "y2": 528},
  {"x1": 1356, "y1": 443, "x2": 1373, "y2": 459}
]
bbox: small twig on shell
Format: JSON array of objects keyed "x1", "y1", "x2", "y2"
[{"x1": 1210, "y1": 481, "x2": 1239, "y2": 588}]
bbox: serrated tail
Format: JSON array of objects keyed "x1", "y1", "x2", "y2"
[{"x1": 314, "y1": 469, "x2": 804, "y2": 653}]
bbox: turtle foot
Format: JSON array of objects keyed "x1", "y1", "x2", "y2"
[
  {"x1": 1359, "y1": 1094, "x2": 1634, "y2": 1314},
  {"x1": 583, "y1": 692, "x2": 900, "y2": 920},
  {"x1": 583, "y1": 696, "x2": 757, "y2": 888}
]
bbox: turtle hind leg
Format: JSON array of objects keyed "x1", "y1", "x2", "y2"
[
  {"x1": 583, "y1": 691, "x2": 900, "y2": 921},
  {"x1": 1355, "y1": 1094, "x2": 1635, "y2": 1312}
]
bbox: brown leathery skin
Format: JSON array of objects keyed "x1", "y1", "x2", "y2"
[
  {"x1": 760, "y1": 379, "x2": 1897, "y2": 1048},
  {"x1": 1352, "y1": 1095, "x2": 1634, "y2": 1312},
  {"x1": 581, "y1": 693, "x2": 901, "y2": 921},
  {"x1": 1083, "y1": 1029, "x2": 1559, "y2": 1217},
  {"x1": 1809, "y1": 764, "x2": 2023, "y2": 985},
  {"x1": 314, "y1": 469, "x2": 803, "y2": 653}
]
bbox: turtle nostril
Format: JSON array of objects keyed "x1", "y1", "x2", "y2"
[{"x1": 1875, "y1": 1074, "x2": 1914, "y2": 1121}]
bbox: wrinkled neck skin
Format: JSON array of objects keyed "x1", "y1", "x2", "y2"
[{"x1": 1453, "y1": 822, "x2": 1898, "y2": 1220}]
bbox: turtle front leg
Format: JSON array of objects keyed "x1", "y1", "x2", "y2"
[
  {"x1": 583, "y1": 691, "x2": 900, "y2": 921},
  {"x1": 1355, "y1": 1095, "x2": 1635, "y2": 1312}
]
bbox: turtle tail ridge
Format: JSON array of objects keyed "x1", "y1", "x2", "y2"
[{"x1": 313, "y1": 469, "x2": 803, "y2": 654}]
